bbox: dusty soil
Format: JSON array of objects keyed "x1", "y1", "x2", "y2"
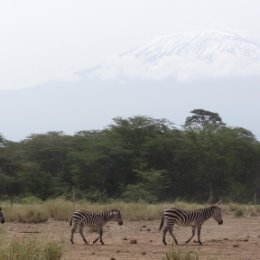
[{"x1": 2, "y1": 215, "x2": 260, "y2": 260}]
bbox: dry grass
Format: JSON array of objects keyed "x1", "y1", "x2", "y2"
[
  {"x1": 0, "y1": 237, "x2": 63, "y2": 260},
  {"x1": 0, "y1": 198, "x2": 259, "y2": 223},
  {"x1": 4, "y1": 205, "x2": 49, "y2": 223}
]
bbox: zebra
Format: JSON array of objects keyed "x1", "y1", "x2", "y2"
[
  {"x1": 69, "y1": 208, "x2": 123, "y2": 245},
  {"x1": 159, "y1": 205, "x2": 223, "y2": 245},
  {"x1": 0, "y1": 207, "x2": 5, "y2": 224}
]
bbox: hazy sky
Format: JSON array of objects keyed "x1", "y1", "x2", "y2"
[{"x1": 1, "y1": 0, "x2": 260, "y2": 90}]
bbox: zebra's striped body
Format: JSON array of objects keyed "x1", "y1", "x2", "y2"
[
  {"x1": 0, "y1": 207, "x2": 5, "y2": 224},
  {"x1": 70, "y1": 208, "x2": 123, "y2": 245},
  {"x1": 159, "y1": 206, "x2": 223, "y2": 245}
]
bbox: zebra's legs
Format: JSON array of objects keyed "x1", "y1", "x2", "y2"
[
  {"x1": 162, "y1": 225, "x2": 178, "y2": 245},
  {"x1": 168, "y1": 226, "x2": 178, "y2": 245},
  {"x1": 99, "y1": 226, "x2": 104, "y2": 245},
  {"x1": 79, "y1": 223, "x2": 88, "y2": 244},
  {"x1": 70, "y1": 224, "x2": 78, "y2": 244},
  {"x1": 93, "y1": 226, "x2": 104, "y2": 245},
  {"x1": 162, "y1": 226, "x2": 168, "y2": 245},
  {"x1": 185, "y1": 226, "x2": 196, "y2": 244},
  {"x1": 197, "y1": 225, "x2": 203, "y2": 245}
]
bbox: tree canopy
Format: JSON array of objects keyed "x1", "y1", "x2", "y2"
[{"x1": 0, "y1": 111, "x2": 259, "y2": 203}]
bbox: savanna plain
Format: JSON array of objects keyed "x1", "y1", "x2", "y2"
[{"x1": 0, "y1": 199, "x2": 260, "y2": 260}]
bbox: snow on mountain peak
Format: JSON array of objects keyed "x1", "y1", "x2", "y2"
[{"x1": 83, "y1": 30, "x2": 260, "y2": 81}]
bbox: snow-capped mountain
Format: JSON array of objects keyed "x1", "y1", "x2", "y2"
[
  {"x1": 1, "y1": 30, "x2": 260, "y2": 142},
  {"x1": 82, "y1": 30, "x2": 260, "y2": 81}
]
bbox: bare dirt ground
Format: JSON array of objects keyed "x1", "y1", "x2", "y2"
[{"x1": 2, "y1": 214, "x2": 260, "y2": 260}]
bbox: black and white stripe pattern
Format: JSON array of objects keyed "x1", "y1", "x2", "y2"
[
  {"x1": 0, "y1": 207, "x2": 5, "y2": 224},
  {"x1": 159, "y1": 205, "x2": 223, "y2": 245},
  {"x1": 70, "y1": 208, "x2": 123, "y2": 245}
]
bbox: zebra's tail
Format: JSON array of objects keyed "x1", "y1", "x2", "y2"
[{"x1": 159, "y1": 214, "x2": 164, "y2": 231}]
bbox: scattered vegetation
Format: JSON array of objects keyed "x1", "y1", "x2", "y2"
[
  {"x1": 4, "y1": 205, "x2": 48, "y2": 223},
  {"x1": 234, "y1": 208, "x2": 244, "y2": 218},
  {"x1": 44, "y1": 242, "x2": 63, "y2": 260},
  {"x1": 227, "y1": 203, "x2": 254, "y2": 217},
  {"x1": 163, "y1": 249, "x2": 199, "y2": 260},
  {"x1": 0, "y1": 238, "x2": 63, "y2": 260}
]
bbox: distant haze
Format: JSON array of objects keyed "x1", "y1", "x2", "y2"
[
  {"x1": 1, "y1": 0, "x2": 260, "y2": 89},
  {"x1": 1, "y1": 76, "x2": 260, "y2": 142},
  {"x1": 1, "y1": 1, "x2": 260, "y2": 141},
  {"x1": 1, "y1": 33, "x2": 260, "y2": 142}
]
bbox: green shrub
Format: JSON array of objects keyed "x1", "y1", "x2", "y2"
[
  {"x1": 255, "y1": 205, "x2": 260, "y2": 213},
  {"x1": 44, "y1": 242, "x2": 63, "y2": 260},
  {"x1": 163, "y1": 249, "x2": 199, "y2": 260},
  {"x1": 234, "y1": 208, "x2": 244, "y2": 217},
  {"x1": 84, "y1": 190, "x2": 109, "y2": 202},
  {"x1": 121, "y1": 184, "x2": 157, "y2": 203},
  {"x1": 20, "y1": 196, "x2": 43, "y2": 204}
]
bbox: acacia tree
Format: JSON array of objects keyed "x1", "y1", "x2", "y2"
[
  {"x1": 109, "y1": 116, "x2": 175, "y2": 170},
  {"x1": 184, "y1": 109, "x2": 225, "y2": 130},
  {"x1": 0, "y1": 114, "x2": 259, "y2": 202}
]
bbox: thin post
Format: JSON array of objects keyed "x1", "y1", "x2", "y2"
[
  {"x1": 72, "y1": 186, "x2": 75, "y2": 212},
  {"x1": 10, "y1": 194, "x2": 13, "y2": 208},
  {"x1": 207, "y1": 185, "x2": 213, "y2": 205}
]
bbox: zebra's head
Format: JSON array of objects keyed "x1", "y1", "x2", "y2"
[
  {"x1": 211, "y1": 206, "x2": 223, "y2": 225},
  {"x1": 111, "y1": 209, "x2": 123, "y2": 225},
  {"x1": 0, "y1": 207, "x2": 5, "y2": 224}
]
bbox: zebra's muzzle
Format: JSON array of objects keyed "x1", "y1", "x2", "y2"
[
  {"x1": 118, "y1": 221, "x2": 123, "y2": 225},
  {"x1": 218, "y1": 220, "x2": 223, "y2": 225},
  {"x1": 1, "y1": 218, "x2": 5, "y2": 224}
]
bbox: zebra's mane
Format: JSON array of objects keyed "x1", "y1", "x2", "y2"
[{"x1": 178, "y1": 205, "x2": 219, "y2": 213}]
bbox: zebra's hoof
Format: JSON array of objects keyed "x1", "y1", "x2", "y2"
[{"x1": 163, "y1": 241, "x2": 167, "y2": 245}]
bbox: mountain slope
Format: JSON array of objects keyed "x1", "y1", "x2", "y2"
[
  {"x1": 82, "y1": 30, "x2": 260, "y2": 81},
  {"x1": 1, "y1": 30, "x2": 260, "y2": 141}
]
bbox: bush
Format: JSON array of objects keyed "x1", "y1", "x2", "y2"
[
  {"x1": 45, "y1": 198, "x2": 73, "y2": 221},
  {"x1": 0, "y1": 239, "x2": 63, "y2": 260},
  {"x1": 20, "y1": 196, "x2": 43, "y2": 204},
  {"x1": 163, "y1": 249, "x2": 199, "y2": 260},
  {"x1": 234, "y1": 208, "x2": 244, "y2": 217},
  {"x1": 44, "y1": 242, "x2": 63, "y2": 260},
  {"x1": 121, "y1": 184, "x2": 157, "y2": 203},
  {"x1": 5, "y1": 205, "x2": 48, "y2": 223},
  {"x1": 84, "y1": 190, "x2": 109, "y2": 202}
]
